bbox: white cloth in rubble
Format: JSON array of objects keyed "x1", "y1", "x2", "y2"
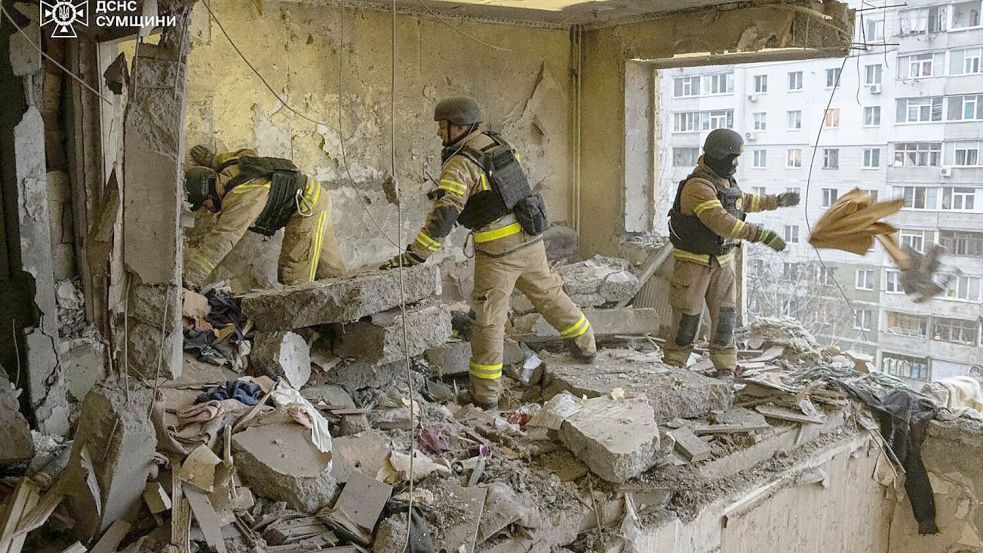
[
  {"x1": 271, "y1": 384, "x2": 333, "y2": 454},
  {"x1": 922, "y1": 376, "x2": 983, "y2": 415}
]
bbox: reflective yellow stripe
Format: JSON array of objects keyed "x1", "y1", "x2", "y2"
[
  {"x1": 716, "y1": 252, "x2": 735, "y2": 265},
  {"x1": 468, "y1": 361, "x2": 503, "y2": 380},
  {"x1": 480, "y1": 174, "x2": 490, "y2": 191},
  {"x1": 439, "y1": 179, "x2": 467, "y2": 196},
  {"x1": 673, "y1": 248, "x2": 711, "y2": 265},
  {"x1": 731, "y1": 220, "x2": 746, "y2": 238},
  {"x1": 230, "y1": 182, "x2": 270, "y2": 194},
  {"x1": 693, "y1": 199, "x2": 722, "y2": 216},
  {"x1": 414, "y1": 230, "x2": 441, "y2": 251},
  {"x1": 190, "y1": 253, "x2": 215, "y2": 273},
  {"x1": 309, "y1": 211, "x2": 326, "y2": 282},
  {"x1": 304, "y1": 179, "x2": 322, "y2": 205},
  {"x1": 474, "y1": 222, "x2": 521, "y2": 243},
  {"x1": 560, "y1": 315, "x2": 590, "y2": 339},
  {"x1": 751, "y1": 195, "x2": 761, "y2": 212}
]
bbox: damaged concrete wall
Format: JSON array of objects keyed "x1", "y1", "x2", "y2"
[
  {"x1": 578, "y1": 2, "x2": 853, "y2": 257},
  {"x1": 183, "y1": 0, "x2": 573, "y2": 288}
]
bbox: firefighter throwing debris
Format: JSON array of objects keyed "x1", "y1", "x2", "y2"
[
  {"x1": 663, "y1": 128, "x2": 799, "y2": 380},
  {"x1": 182, "y1": 147, "x2": 346, "y2": 289},
  {"x1": 381, "y1": 96, "x2": 596, "y2": 409}
]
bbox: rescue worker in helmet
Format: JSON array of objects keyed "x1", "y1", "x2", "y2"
[
  {"x1": 664, "y1": 128, "x2": 799, "y2": 380},
  {"x1": 182, "y1": 146, "x2": 346, "y2": 290},
  {"x1": 381, "y1": 96, "x2": 596, "y2": 409}
]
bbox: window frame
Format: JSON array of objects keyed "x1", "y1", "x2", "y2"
[
  {"x1": 855, "y1": 269, "x2": 875, "y2": 291},
  {"x1": 752, "y1": 149, "x2": 767, "y2": 168},
  {"x1": 787, "y1": 110, "x2": 802, "y2": 130},
  {"x1": 821, "y1": 188, "x2": 838, "y2": 208},
  {"x1": 864, "y1": 106, "x2": 881, "y2": 127},
  {"x1": 788, "y1": 71, "x2": 803, "y2": 91},
  {"x1": 863, "y1": 148, "x2": 881, "y2": 169},
  {"x1": 823, "y1": 148, "x2": 840, "y2": 169},
  {"x1": 825, "y1": 67, "x2": 842, "y2": 88},
  {"x1": 787, "y1": 149, "x2": 802, "y2": 168}
]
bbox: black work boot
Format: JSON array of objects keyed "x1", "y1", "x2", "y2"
[{"x1": 565, "y1": 339, "x2": 596, "y2": 364}]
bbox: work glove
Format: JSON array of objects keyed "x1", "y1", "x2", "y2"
[
  {"x1": 191, "y1": 145, "x2": 215, "y2": 167},
  {"x1": 755, "y1": 228, "x2": 786, "y2": 252},
  {"x1": 379, "y1": 249, "x2": 426, "y2": 271},
  {"x1": 776, "y1": 191, "x2": 800, "y2": 207}
]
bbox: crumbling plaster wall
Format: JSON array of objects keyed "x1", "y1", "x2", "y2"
[
  {"x1": 182, "y1": 0, "x2": 573, "y2": 289},
  {"x1": 578, "y1": 2, "x2": 852, "y2": 257}
]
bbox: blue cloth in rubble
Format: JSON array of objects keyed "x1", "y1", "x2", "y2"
[{"x1": 195, "y1": 380, "x2": 263, "y2": 406}]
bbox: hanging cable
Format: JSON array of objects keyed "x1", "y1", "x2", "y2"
[{"x1": 413, "y1": 0, "x2": 512, "y2": 52}]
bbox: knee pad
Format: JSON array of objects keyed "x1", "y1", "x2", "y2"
[
  {"x1": 675, "y1": 313, "x2": 700, "y2": 347},
  {"x1": 714, "y1": 307, "x2": 736, "y2": 346}
]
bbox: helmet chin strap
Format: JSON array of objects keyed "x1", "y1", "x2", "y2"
[{"x1": 443, "y1": 123, "x2": 479, "y2": 147}]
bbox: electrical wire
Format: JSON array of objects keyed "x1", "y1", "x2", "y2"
[
  {"x1": 413, "y1": 0, "x2": 512, "y2": 52},
  {"x1": 0, "y1": 4, "x2": 113, "y2": 105}
]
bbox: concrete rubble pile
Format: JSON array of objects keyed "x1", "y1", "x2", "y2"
[{"x1": 2, "y1": 264, "x2": 980, "y2": 553}]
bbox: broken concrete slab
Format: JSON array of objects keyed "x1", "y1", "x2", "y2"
[
  {"x1": 324, "y1": 469, "x2": 392, "y2": 544},
  {"x1": 59, "y1": 338, "x2": 107, "y2": 402},
  {"x1": 511, "y1": 307, "x2": 661, "y2": 343},
  {"x1": 668, "y1": 427, "x2": 711, "y2": 463},
  {"x1": 302, "y1": 384, "x2": 369, "y2": 435},
  {"x1": 334, "y1": 302, "x2": 451, "y2": 366},
  {"x1": 232, "y1": 418, "x2": 336, "y2": 513},
  {"x1": 424, "y1": 341, "x2": 471, "y2": 376},
  {"x1": 558, "y1": 395, "x2": 660, "y2": 483},
  {"x1": 0, "y1": 374, "x2": 35, "y2": 465},
  {"x1": 9, "y1": 22, "x2": 42, "y2": 76},
  {"x1": 555, "y1": 255, "x2": 639, "y2": 306},
  {"x1": 478, "y1": 482, "x2": 541, "y2": 543},
  {"x1": 330, "y1": 430, "x2": 390, "y2": 484},
  {"x1": 250, "y1": 331, "x2": 311, "y2": 389},
  {"x1": 542, "y1": 350, "x2": 733, "y2": 422},
  {"x1": 322, "y1": 359, "x2": 402, "y2": 394},
  {"x1": 240, "y1": 265, "x2": 441, "y2": 331},
  {"x1": 64, "y1": 378, "x2": 157, "y2": 541},
  {"x1": 433, "y1": 482, "x2": 486, "y2": 552}
]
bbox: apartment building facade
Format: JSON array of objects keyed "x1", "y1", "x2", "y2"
[{"x1": 658, "y1": 0, "x2": 983, "y2": 384}]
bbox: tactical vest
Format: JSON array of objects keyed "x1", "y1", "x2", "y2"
[
  {"x1": 222, "y1": 156, "x2": 305, "y2": 236},
  {"x1": 667, "y1": 173, "x2": 746, "y2": 256},
  {"x1": 452, "y1": 132, "x2": 548, "y2": 236}
]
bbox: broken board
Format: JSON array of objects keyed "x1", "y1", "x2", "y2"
[
  {"x1": 756, "y1": 404, "x2": 825, "y2": 425},
  {"x1": 669, "y1": 428, "x2": 712, "y2": 462},
  {"x1": 185, "y1": 488, "x2": 228, "y2": 553},
  {"x1": 324, "y1": 470, "x2": 392, "y2": 545}
]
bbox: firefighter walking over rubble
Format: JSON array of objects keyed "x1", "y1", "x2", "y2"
[
  {"x1": 663, "y1": 128, "x2": 799, "y2": 380},
  {"x1": 182, "y1": 147, "x2": 346, "y2": 289},
  {"x1": 381, "y1": 96, "x2": 596, "y2": 409}
]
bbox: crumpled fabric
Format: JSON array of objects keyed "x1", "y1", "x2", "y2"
[
  {"x1": 195, "y1": 380, "x2": 262, "y2": 406},
  {"x1": 182, "y1": 286, "x2": 249, "y2": 366},
  {"x1": 838, "y1": 383, "x2": 939, "y2": 534},
  {"x1": 271, "y1": 386, "x2": 332, "y2": 454}
]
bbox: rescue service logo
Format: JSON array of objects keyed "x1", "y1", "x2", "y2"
[
  {"x1": 40, "y1": 0, "x2": 88, "y2": 39},
  {"x1": 39, "y1": 0, "x2": 175, "y2": 39}
]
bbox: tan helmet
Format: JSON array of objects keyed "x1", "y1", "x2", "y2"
[{"x1": 434, "y1": 96, "x2": 482, "y2": 126}]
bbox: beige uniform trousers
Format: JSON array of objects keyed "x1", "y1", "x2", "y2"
[
  {"x1": 469, "y1": 240, "x2": 596, "y2": 404},
  {"x1": 662, "y1": 257, "x2": 738, "y2": 371},
  {"x1": 278, "y1": 183, "x2": 345, "y2": 285}
]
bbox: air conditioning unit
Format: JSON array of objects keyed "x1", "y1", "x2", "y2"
[
  {"x1": 744, "y1": 132, "x2": 757, "y2": 141},
  {"x1": 940, "y1": 166, "x2": 952, "y2": 177},
  {"x1": 747, "y1": 94, "x2": 758, "y2": 102},
  {"x1": 869, "y1": 84, "x2": 882, "y2": 94}
]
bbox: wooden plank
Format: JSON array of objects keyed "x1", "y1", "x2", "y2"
[
  {"x1": 744, "y1": 346, "x2": 785, "y2": 363},
  {"x1": 755, "y1": 405, "x2": 825, "y2": 425},
  {"x1": 89, "y1": 519, "x2": 131, "y2": 553},
  {"x1": 616, "y1": 243, "x2": 672, "y2": 308},
  {"x1": 690, "y1": 422, "x2": 771, "y2": 435},
  {"x1": 59, "y1": 542, "x2": 87, "y2": 553},
  {"x1": 669, "y1": 428, "x2": 712, "y2": 462},
  {"x1": 185, "y1": 488, "x2": 228, "y2": 553}
]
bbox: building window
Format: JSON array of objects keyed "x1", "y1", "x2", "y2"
[
  {"x1": 939, "y1": 230, "x2": 983, "y2": 257},
  {"x1": 948, "y1": 95, "x2": 983, "y2": 121},
  {"x1": 866, "y1": 18, "x2": 885, "y2": 41},
  {"x1": 787, "y1": 110, "x2": 802, "y2": 130},
  {"x1": 672, "y1": 147, "x2": 700, "y2": 167},
  {"x1": 900, "y1": 230, "x2": 926, "y2": 253},
  {"x1": 783, "y1": 262, "x2": 803, "y2": 279},
  {"x1": 818, "y1": 266, "x2": 836, "y2": 286},
  {"x1": 825, "y1": 67, "x2": 841, "y2": 88},
  {"x1": 787, "y1": 149, "x2": 802, "y2": 168},
  {"x1": 788, "y1": 71, "x2": 803, "y2": 91},
  {"x1": 885, "y1": 269, "x2": 902, "y2": 293},
  {"x1": 853, "y1": 309, "x2": 873, "y2": 331},
  {"x1": 864, "y1": 106, "x2": 881, "y2": 126},
  {"x1": 823, "y1": 149, "x2": 839, "y2": 169},
  {"x1": 899, "y1": 8, "x2": 928, "y2": 34},
  {"x1": 821, "y1": 188, "x2": 838, "y2": 207},
  {"x1": 897, "y1": 97, "x2": 944, "y2": 123},
  {"x1": 783, "y1": 225, "x2": 799, "y2": 243},
  {"x1": 882, "y1": 353, "x2": 930, "y2": 381},
  {"x1": 933, "y1": 317, "x2": 979, "y2": 345},
  {"x1": 863, "y1": 189, "x2": 879, "y2": 201},
  {"x1": 899, "y1": 186, "x2": 935, "y2": 210},
  {"x1": 952, "y1": 1, "x2": 982, "y2": 29},
  {"x1": 863, "y1": 148, "x2": 881, "y2": 168},
  {"x1": 781, "y1": 298, "x2": 800, "y2": 317},
  {"x1": 950, "y1": 47, "x2": 983, "y2": 75},
  {"x1": 824, "y1": 108, "x2": 840, "y2": 128},
  {"x1": 702, "y1": 110, "x2": 734, "y2": 131},
  {"x1": 753, "y1": 150, "x2": 767, "y2": 168},
  {"x1": 886, "y1": 312, "x2": 929, "y2": 337},
  {"x1": 753, "y1": 112, "x2": 767, "y2": 130},
  {"x1": 701, "y1": 73, "x2": 734, "y2": 95},
  {"x1": 943, "y1": 274, "x2": 982, "y2": 302},
  {"x1": 673, "y1": 76, "x2": 701, "y2": 97},
  {"x1": 673, "y1": 112, "x2": 700, "y2": 133},
  {"x1": 856, "y1": 269, "x2": 875, "y2": 290},
  {"x1": 894, "y1": 143, "x2": 942, "y2": 166},
  {"x1": 864, "y1": 64, "x2": 882, "y2": 85},
  {"x1": 753, "y1": 75, "x2": 768, "y2": 93},
  {"x1": 898, "y1": 52, "x2": 946, "y2": 79},
  {"x1": 952, "y1": 142, "x2": 982, "y2": 166},
  {"x1": 942, "y1": 187, "x2": 976, "y2": 211}
]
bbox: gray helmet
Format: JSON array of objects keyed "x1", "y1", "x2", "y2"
[
  {"x1": 434, "y1": 96, "x2": 482, "y2": 126},
  {"x1": 184, "y1": 166, "x2": 217, "y2": 211},
  {"x1": 703, "y1": 129, "x2": 744, "y2": 160}
]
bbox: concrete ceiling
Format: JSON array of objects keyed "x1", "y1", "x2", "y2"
[{"x1": 350, "y1": 0, "x2": 740, "y2": 26}]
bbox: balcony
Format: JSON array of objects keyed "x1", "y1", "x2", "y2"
[{"x1": 879, "y1": 332, "x2": 983, "y2": 368}]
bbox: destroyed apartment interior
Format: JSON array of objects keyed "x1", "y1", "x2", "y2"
[{"x1": 2, "y1": 0, "x2": 983, "y2": 551}]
